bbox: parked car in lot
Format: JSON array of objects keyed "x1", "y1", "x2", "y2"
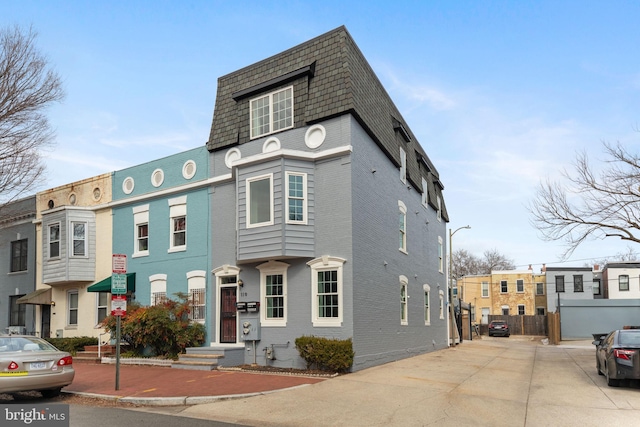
[
  {"x1": 488, "y1": 320, "x2": 510, "y2": 337},
  {"x1": 0, "y1": 335, "x2": 74, "y2": 397},
  {"x1": 593, "y1": 329, "x2": 640, "y2": 387}
]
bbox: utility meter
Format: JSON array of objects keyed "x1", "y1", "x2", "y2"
[{"x1": 240, "y1": 316, "x2": 261, "y2": 341}]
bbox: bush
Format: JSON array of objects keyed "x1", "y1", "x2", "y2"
[
  {"x1": 101, "y1": 293, "x2": 206, "y2": 359},
  {"x1": 294, "y1": 335, "x2": 354, "y2": 373},
  {"x1": 45, "y1": 336, "x2": 98, "y2": 355}
]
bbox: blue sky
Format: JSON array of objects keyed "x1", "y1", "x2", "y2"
[{"x1": 3, "y1": 1, "x2": 639, "y2": 270}]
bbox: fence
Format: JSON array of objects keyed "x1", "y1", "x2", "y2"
[{"x1": 487, "y1": 314, "x2": 548, "y2": 336}]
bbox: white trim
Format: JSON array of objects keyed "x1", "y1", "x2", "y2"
[
  {"x1": 47, "y1": 222, "x2": 61, "y2": 260},
  {"x1": 421, "y1": 177, "x2": 428, "y2": 208},
  {"x1": 304, "y1": 124, "x2": 326, "y2": 149},
  {"x1": 232, "y1": 145, "x2": 352, "y2": 168},
  {"x1": 122, "y1": 177, "x2": 135, "y2": 194},
  {"x1": 246, "y1": 173, "x2": 274, "y2": 228},
  {"x1": 224, "y1": 148, "x2": 241, "y2": 169},
  {"x1": 439, "y1": 290, "x2": 444, "y2": 320},
  {"x1": 182, "y1": 160, "x2": 197, "y2": 180},
  {"x1": 250, "y1": 86, "x2": 294, "y2": 139},
  {"x1": 307, "y1": 256, "x2": 346, "y2": 327},
  {"x1": 398, "y1": 201, "x2": 407, "y2": 254},
  {"x1": 257, "y1": 260, "x2": 289, "y2": 327},
  {"x1": 69, "y1": 220, "x2": 88, "y2": 258},
  {"x1": 285, "y1": 172, "x2": 307, "y2": 225},
  {"x1": 67, "y1": 289, "x2": 79, "y2": 326},
  {"x1": 400, "y1": 147, "x2": 407, "y2": 184},
  {"x1": 133, "y1": 204, "x2": 149, "y2": 258},
  {"x1": 151, "y1": 168, "x2": 165, "y2": 187},
  {"x1": 400, "y1": 275, "x2": 408, "y2": 326},
  {"x1": 150, "y1": 274, "x2": 167, "y2": 306},
  {"x1": 423, "y1": 284, "x2": 431, "y2": 326},
  {"x1": 212, "y1": 266, "x2": 242, "y2": 347},
  {"x1": 262, "y1": 137, "x2": 281, "y2": 153},
  {"x1": 168, "y1": 196, "x2": 187, "y2": 252}
]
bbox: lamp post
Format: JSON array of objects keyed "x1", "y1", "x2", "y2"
[{"x1": 448, "y1": 225, "x2": 470, "y2": 346}]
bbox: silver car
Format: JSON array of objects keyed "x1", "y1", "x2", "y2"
[{"x1": 0, "y1": 335, "x2": 75, "y2": 397}]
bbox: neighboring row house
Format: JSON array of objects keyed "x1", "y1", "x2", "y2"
[
  {"x1": 459, "y1": 268, "x2": 547, "y2": 326},
  {"x1": 0, "y1": 26, "x2": 451, "y2": 372}
]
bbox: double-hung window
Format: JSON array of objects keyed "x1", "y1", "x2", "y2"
[
  {"x1": 68, "y1": 290, "x2": 78, "y2": 326},
  {"x1": 286, "y1": 172, "x2": 307, "y2": 224},
  {"x1": 518, "y1": 305, "x2": 525, "y2": 315},
  {"x1": 400, "y1": 276, "x2": 408, "y2": 325},
  {"x1": 151, "y1": 274, "x2": 167, "y2": 306},
  {"x1": 439, "y1": 290, "x2": 444, "y2": 319},
  {"x1": 516, "y1": 279, "x2": 524, "y2": 293},
  {"x1": 481, "y1": 281, "x2": 489, "y2": 297},
  {"x1": 438, "y1": 236, "x2": 443, "y2": 273},
  {"x1": 258, "y1": 261, "x2": 289, "y2": 327},
  {"x1": 573, "y1": 275, "x2": 583, "y2": 292},
  {"x1": 10, "y1": 239, "x2": 28, "y2": 272},
  {"x1": 187, "y1": 270, "x2": 207, "y2": 322},
  {"x1": 133, "y1": 205, "x2": 149, "y2": 257},
  {"x1": 97, "y1": 292, "x2": 109, "y2": 324},
  {"x1": 536, "y1": 282, "x2": 544, "y2": 295},
  {"x1": 501, "y1": 280, "x2": 508, "y2": 293},
  {"x1": 48, "y1": 223, "x2": 60, "y2": 258},
  {"x1": 169, "y1": 196, "x2": 187, "y2": 252},
  {"x1": 71, "y1": 222, "x2": 86, "y2": 257},
  {"x1": 250, "y1": 86, "x2": 293, "y2": 139},
  {"x1": 619, "y1": 275, "x2": 630, "y2": 291},
  {"x1": 308, "y1": 256, "x2": 345, "y2": 327},
  {"x1": 399, "y1": 201, "x2": 407, "y2": 253},
  {"x1": 247, "y1": 174, "x2": 273, "y2": 228},
  {"x1": 555, "y1": 276, "x2": 565, "y2": 293}
]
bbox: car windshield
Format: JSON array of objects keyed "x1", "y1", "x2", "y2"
[
  {"x1": 619, "y1": 331, "x2": 640, "y2": 346},
  {"x1": 0, "y1": 336, "x2": 58, "y2": 353}
]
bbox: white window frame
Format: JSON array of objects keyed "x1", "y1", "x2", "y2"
[
  {"x1": 400, "y1": 147, "x2": 407, "y2": 184},
  {"x1": 67, "y1": 289, "x2": 78, "y2": 326},
  {"x1": 400, "y1": 275, "x2": 408, "y2": 325},
  {"x1": 250, "y1": 86, "x2": 294, "y2": 139},
  {"x1": 438, "y1": 236, "x2": 443, "y2": 273},
  {"x1": 48, "y1": 222, "x2": 61, "y2": 259},
  {"x1": 481, "y1": 281, "x2": 489, "y2": 298},
  {"x1": 423, "y1": 284, "x2": 431, "y2": 326},
  {"x1": 398, "y1": 201, "x2": 407, "y2": 254},
  {"x1": 150, "y1": 274, "x2": 167, "y2": 306},
  {"x1": 439, "y1": 290, "x2": 444, "y2": 319},
  {"x1": 501, "y1": 305, "x2": 510, "y2": 315},
  {"x1": 285, "y1": 172, "x2": 307, "y2": 224},
  {"x1": 436, "y1": 195, "x2": 442, "y2": 222},
  {"x1": 619, "y1": 275, "x2": 630, "y2": 291},
  {"x1": 308, "y1": 256, "x2": 346, "y2": 327},
  {"x1": 168, "y1": 196, "x2": 187, "y2": 253},
  {"x1": 246, "y1": 174, "x2": 274, "y2": 228},
  {"x1": 187, "y1": 270, "x2": 206, "y2": 323},
  {"x1": 257, "y1": 261, "x2": 289, "y2": 327},
  {"x1": 516, "y1": 279, "x2": 524, "y2": 293},
  {"x1": 70, "y1": 221, "x2": 87, "y2": 257},
  {"x1": 133, "y1": 205, "x2": 149, "y2": 258},
  {"x1": 421, "y1": 177, "x2": 428, "y2": 207},
  {"x1": 96, "y1": 292, "x2": 109, "y2": 325}
]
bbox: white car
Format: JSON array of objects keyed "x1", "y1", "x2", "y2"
[{"x1": 0, "y1": 335, "x2": 75, "y2": 397}]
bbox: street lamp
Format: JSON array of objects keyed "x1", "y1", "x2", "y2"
[{"x1": 448, "y1": 225, "x2": 470, "y2": 346}]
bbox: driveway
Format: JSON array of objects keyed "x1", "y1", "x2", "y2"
[{"x1": 176, "y1": 336, "x2": 640, "y2": 426}]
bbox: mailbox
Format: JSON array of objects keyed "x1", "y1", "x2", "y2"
[
  {"x1": 236, "y1": 302, "x2": 247, "y2": 312},
  {"x1": 247, "y1": 301, "x2": 260, "y2": 312},
  {"x1": 241, "y1": 316, "x2": 261, "y2": 341}
]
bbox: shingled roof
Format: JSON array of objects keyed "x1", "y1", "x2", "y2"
[{"x1": 207, "y1": 26, "x2": 448, "y2": 222}]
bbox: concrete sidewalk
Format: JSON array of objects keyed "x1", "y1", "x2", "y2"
[{"x1": 171, "y1": 336, "x2": 640, "y2": 427}]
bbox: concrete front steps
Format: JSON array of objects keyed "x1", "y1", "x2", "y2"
[
  {"x1": 171, "y1": 346, "x2": 245, "y2": 371},
  {"x1": 74, "y1": 344, "x2": 117, "y2": 363}
]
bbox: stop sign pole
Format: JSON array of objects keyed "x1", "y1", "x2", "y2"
[{"x1": 112, "y1": 255, "x2": 127, "y2": 391}]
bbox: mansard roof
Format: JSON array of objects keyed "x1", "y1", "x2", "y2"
[{"x1": 207, "y1": 26, "x2": 448, "y2": 221}]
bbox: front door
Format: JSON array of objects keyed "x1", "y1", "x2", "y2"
[
  {"x1": 41, "y1": 304, "x2": 51, "y2": 338},
  {"x1": 220, "y1": 287, "x2": 237, "y2": 343}
]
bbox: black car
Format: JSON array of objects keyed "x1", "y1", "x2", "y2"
[
  {"x1": 593, "y1": 329, "x2": 640, "y2": 387},
  {"x1": 488, "y1": 320, "x2": 510, "y2": 337}
]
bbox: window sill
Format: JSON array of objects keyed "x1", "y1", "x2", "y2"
[
  {"x1": 312, "y1": 320, "x2": 342, "y2": 328},
  {"x1": 168, "y1": 246, "x2": 186, "y2": 253},
  {"x1": 399, "y1": 248, "x2": 408, "y2": 255},
  {"x1": 261, "y1": 320, "x2": 286, "y2": 327},
  {"x1": 132, "y1": 251, "x2": 149, "y2": 258}
]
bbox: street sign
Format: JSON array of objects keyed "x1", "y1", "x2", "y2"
[
  {"x1": 111, "y1": 273, "x2": 127, "y2": 295},
  {"x1": 112, "y1": 254, "x2": 127, "y2": 274},
  {"x1": 111, "y1": 295, "x2": 127, "y2": 316}
]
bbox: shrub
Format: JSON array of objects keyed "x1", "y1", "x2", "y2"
[
  {"x1": 294, "y1": 335, "x2": 354, "y2": 373},
  {"x1": 45, "y1": 336, "x2": 98, "y2": 355},
  {"x1": 101, "y1": 293, "x2": 205, "y2": 359}
]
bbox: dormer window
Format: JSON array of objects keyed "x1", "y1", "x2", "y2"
[{"x1": 250, "y1": 86, "x2": 293, "y2": 139}]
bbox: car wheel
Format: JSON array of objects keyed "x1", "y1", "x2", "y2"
[
  {"x1": 605, "y1": 365, "x2": 620, "y2": 387},
  {"x1": 40, "y1": 388, "x2": 62, "y2": 398}
]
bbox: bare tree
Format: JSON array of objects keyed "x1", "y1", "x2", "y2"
[
  {"x1": 529, "y1": 141, "x2": 640, "y2": 259},
  {"x1": 0, "y1": 25, "x2": 64, "y2": 209},
  {"x1": 452, "y1": 248, "x2": 516, "y2": 279}
]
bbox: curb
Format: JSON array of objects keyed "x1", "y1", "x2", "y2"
[{"x1": 62, "y1": 383, "x2": 314, "y2": 407}]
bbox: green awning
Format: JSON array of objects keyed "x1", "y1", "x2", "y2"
[{"x1": 87, "y1": 273, "x2": 136, "y2": 293}]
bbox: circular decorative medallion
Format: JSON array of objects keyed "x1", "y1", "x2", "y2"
[{"x1": 305, "y1": 124, "x2": 326, "y2": 149}]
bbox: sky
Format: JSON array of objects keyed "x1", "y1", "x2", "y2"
[{"x1": 2, "y1": 1, "x2": 639, "y2": 271}]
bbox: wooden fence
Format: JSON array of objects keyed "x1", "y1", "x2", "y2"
[{"x1": 486, "y1": 314, "x2": 548, "y2": 336}]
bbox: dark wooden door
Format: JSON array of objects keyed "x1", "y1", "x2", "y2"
[
  {"x1": 220, "y1": 287, "x2": 237, "y2": 343},
  {"x1": 41, "y1": 304, "x2": 51, "y2": 338}
]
